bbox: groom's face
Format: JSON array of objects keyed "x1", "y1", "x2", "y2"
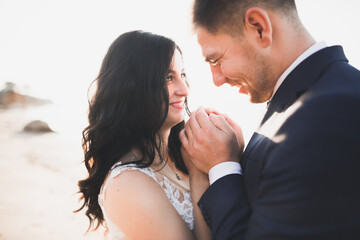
[{"x1": 197, "y1": 27, "x2": 275, "y2": 103}]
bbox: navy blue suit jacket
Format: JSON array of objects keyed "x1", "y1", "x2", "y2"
[{"x1": 198, "y1": 46, "x2": 360, "y2": 239}]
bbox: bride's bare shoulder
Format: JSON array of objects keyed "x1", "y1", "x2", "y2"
[{"x1": 103, "y1": 167, "x2": 192, "y2": 239}]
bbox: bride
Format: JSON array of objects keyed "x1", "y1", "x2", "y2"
[{"x1": 76, "y1": 31, "x2": 211, "y2": 239}]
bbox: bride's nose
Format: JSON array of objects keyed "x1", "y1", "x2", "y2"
[{"x1": 174, "y1": 78, "x2": 189, "y2": 97}]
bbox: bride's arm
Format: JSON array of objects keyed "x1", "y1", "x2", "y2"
[
  {"x1": 104, "y1": 170, "x2": 195, "y2": 240},
  {"x1": 182, "y1": 147, "x2": 212, "y2": 240},
  {"x1": 189, "y1": 170, "x2": 212, "y2": 240}
]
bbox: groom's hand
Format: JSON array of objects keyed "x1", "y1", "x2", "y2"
[
  {"x1": 181, "y1": 145, "x2": 209, "y2": 186},
  {"x1": 179, "y1": 106, "x2": 244, "y2": 174}
]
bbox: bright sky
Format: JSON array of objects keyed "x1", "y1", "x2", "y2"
[{"x1": 0, "y1": 0, "x2": 359, "y2": 141}]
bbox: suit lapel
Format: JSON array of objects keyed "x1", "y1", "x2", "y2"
[
  {"x1": 261, "y1": 46, "x2": 348, "y2": 126},
  {"x1": 241, "y1": 46, "x2": 348, "y2": 202}
]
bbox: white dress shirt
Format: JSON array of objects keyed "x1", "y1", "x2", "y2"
[{"x1": 209, "y1": 41, "x2": 328, "y2": 185}]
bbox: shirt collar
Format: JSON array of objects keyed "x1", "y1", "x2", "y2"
[{"x1": 270, "y1": 41, "x2": 328, "y2": 100}]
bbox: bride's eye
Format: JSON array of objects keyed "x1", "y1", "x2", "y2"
[{"x1": 166, "y1": 75, "x2": 174, "y2": 82}]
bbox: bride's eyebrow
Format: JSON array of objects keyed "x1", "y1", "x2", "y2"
[{"x1": 167, "y1": 68, "x2": 185, "y2": 74}]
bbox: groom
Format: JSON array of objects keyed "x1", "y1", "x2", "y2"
[{"x1": 180, "y1": 0, "x2": 360, "y2": 239}]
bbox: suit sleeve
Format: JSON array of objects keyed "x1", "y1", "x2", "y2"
[
  {"x1": 199, "y1": 93, "x2": 360, "y2": 240},
  {"x1": 198, "y1": 174, "x2": 250, "y2": 239}
]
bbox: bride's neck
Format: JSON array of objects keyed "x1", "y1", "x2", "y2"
[
  {"x1": 160, "y1": 127, "x2": 171, "y2": 149},
  {"x1": 149, "y1": 127, "x2": 171, "y2": 166},
  {"x1": 130, "y1": 127, "x2": 171, "y2": 166}
]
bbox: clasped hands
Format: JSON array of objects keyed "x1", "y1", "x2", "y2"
[{"x1": 179, "y1": 106, "x2": 245, "y2": 175}]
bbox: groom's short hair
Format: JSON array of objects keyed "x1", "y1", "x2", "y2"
[{"x1": 192, "y1": 0, "x2": 298, "y2": 35}]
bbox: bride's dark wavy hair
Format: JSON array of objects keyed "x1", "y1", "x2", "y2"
[{"x1": 76, "y1": 30, "x2": 190, "y2": 231}]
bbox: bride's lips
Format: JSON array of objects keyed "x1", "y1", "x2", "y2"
[{"x1": 169, "y1": 100, "x2": 185, "y2": 109}]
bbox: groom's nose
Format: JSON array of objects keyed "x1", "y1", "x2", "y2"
[{"x1": 210, "y1": 65, "x2": 227, "y2": 87}]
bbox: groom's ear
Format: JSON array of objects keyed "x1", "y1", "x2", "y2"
[{"x1": 243, "y1": 7, "x2": 272, "y2": 48}]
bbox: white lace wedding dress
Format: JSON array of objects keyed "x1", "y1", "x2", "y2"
[{"x1": 98, "y1": 160, "x2": 194, "y2": 240}]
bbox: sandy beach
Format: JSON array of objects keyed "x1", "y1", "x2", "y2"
[{"x1": 0, "y1": 106, "x2": 106, "y2": 239}]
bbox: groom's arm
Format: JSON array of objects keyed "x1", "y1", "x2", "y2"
[
  {"x1": 196, "y1": 94, "x2": 360, "y2": 240},
  {"x1": 198, "y1": 173, "x2": 250, "y2": 240}
]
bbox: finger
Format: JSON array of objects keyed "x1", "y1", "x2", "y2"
[
  {"x1": 218, "y1": 114, "x2": 244, "y2": 146},
  {"x1": 204, "y1": 108, "x2": 235, "y2": 128},
  {"x1": 180, "y1": 146, "x2": 198, "y2": 174},
  {"x1": 205, "y1": 109, "x2": 241, "y2": 135},
  {"x1": 184, "y1": 119, "x2": 194, "y2": 146},
  {"x1": 221, "y1": 113, "x2": 240, "y2": 132},
  {"x1": 221, "y1": 114, "x2": 239, "y2": 131},
  {"x1": 209, "y1": 113, "x2": 244, "y2": 147},
  {"x1": 180, "y1": 146, "x2": 189, "y2": 161},
  {"x1": 205, "y1": 107, "x2": 221, "y2": 116},
  {"x1": 187, "y1": 114, "x2": 198, "y2": 148},
  {"x1": 209, "y1": 113, "x2": 233, "y2": 133},
  {"x1": 205, "y1": 109, "x2": 232, "y2": 125},
  {"x1": 180, "y1": 145, "x2": 186, "y2": 155},
  {"x1": 187, "y1": 110, "x2": 202, "y2": 146},
  {"x1": 179, "y1": 129, "x2": 189, "y2": 149},
  {"x1": 189, "y1": 111, "x2": 201, "y2": 130},
  {"x1": 195, "y1": 106, "x2": 215, "y2": 129}
]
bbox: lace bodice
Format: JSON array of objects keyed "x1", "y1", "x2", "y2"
[{"x1": 98, "y1": 162, "x2": 194, "y2": 240}]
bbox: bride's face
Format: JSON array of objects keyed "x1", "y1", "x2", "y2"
[{"x1": 163, "y1": 49, "x2": 189, "y2": 129}]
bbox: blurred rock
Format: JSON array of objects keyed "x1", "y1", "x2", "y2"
[
  {"x1": 0, "y1": 90, "x2": 26, "y2": 107},
  {"x1": 0, "y1": 82, "x2": 52, "y2": 108},
  {"x1": 23, "y1": 120, "x2": 54, "y2": 133}
]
